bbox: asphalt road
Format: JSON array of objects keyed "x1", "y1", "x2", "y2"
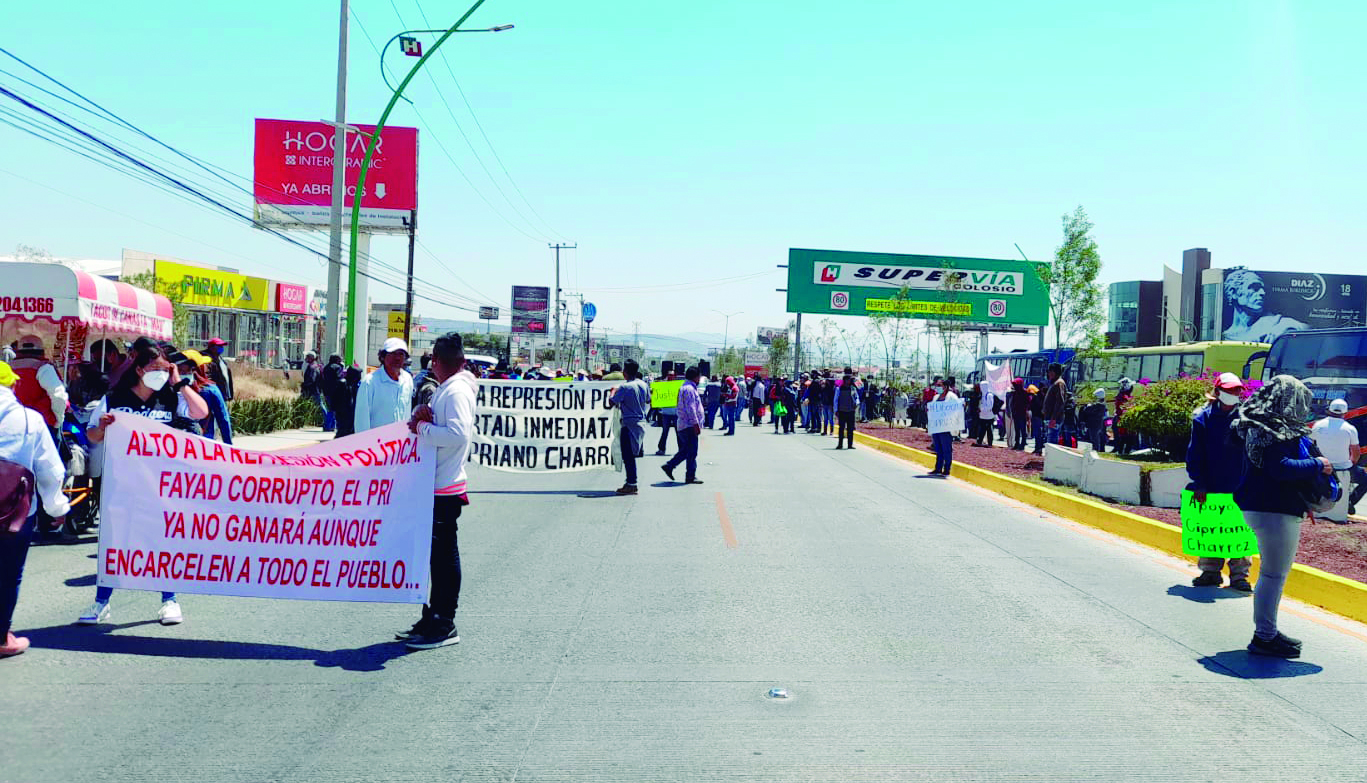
[{"x1": 5, "y1": 422, "x2": 1367, "y2": 781}]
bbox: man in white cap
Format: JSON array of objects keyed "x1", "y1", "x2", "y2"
[
  {"x1": 9, "y1": 335, "x2": 69, "y2": 431},
  {"x1": 1310, "y1": 398, "x2": 1359, "y2": 524},
  {"x1": 354, "y1": 337, "x2": 414, "y2": 433}
]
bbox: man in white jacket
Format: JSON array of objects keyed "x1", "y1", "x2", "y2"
[
  {"x1": 354, "y1": 337, "x2": 414, "y2": 434},
  {"x1": 400, "y1": 333, "x2": 476, "y2": 650},
  {"x1": 0, "y1": 370, "x2": 70, "y2": 657}
]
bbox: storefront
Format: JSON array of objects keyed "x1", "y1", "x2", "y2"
[{"x1": 122, "y1": 250, "x2": 317, "y2": 367}]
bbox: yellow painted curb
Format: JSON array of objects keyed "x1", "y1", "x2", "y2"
[{"x1": 855, "y1": 430, "x2": 1367, "y2": 627}]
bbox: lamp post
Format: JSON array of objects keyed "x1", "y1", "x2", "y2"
[
  {"x1": 344, "y1": 0, "x2": 512, "y2": 364},
  {"x1": 712, "y1": 309, "x2": 742, "y2": 373}
]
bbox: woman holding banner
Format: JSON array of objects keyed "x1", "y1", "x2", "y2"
[
  {"x1": 928, "y1": 378, "x2": 960, "y2": 476},
  {"x1": 1232, "y1": 375, "x2": 1333, "y2": 659},
  {"x1": 77, "y1": 342, "x2": 208, "y2": 627}
]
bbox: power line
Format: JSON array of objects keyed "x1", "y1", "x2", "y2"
[
  {"x1": 351, "y1": 5, "x2": 550, "y2": 244},
  {"x1": 409, "y1": 0, "x2": 568, "y2": 242}
]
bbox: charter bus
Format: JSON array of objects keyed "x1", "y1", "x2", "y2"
[
  {"x1": 1244, "y1": 328, "x2": 1367, "y2": 430},
  {"x1": 967, "y1": 348, "x2": 1077, "y2": 391},
  {"x1": 1075, "y1": 341, "x2": 1268, "y2": 394}
]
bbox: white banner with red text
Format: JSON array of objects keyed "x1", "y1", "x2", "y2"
[
  {"x1": 97, "y1": 417, "x2": 436, "y2": 603},
  {"x1": 471, "y1": 380, "x2": 620, "y2": 473}
]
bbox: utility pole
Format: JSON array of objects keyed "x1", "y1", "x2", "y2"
[
  {"x1": 550, "y1": 243, "x2": 575, "y2": 367},
  {"x1": 403, "y1": 208, "x2": 416, "y2": 346},
  {"x1": 325, "y1": 0, "x2": 349, "y2": 358}
]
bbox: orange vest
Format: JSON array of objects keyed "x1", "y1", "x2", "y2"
[{"x1": 9, "y1": 356, "x2": 58, "y2": 427}]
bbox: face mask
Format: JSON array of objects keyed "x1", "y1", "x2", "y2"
[
  {"x1": 142, "y1": 370, "x2": 170, "y2": 391},
  {"x1": 1217, "y1": 391, "x2": 1241, "y2": 406}
]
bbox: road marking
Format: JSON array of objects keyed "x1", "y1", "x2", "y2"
[{"x1": 715, "y1": 492, "x2": 738, "y2": 549}]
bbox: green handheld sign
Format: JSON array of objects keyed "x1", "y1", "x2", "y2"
[
  {"x1": 1180, "y1": 491, "x2": 1259, "y2": 558},
  {"x1": 650, "y1": 380, "x2": 683, "y2": 409}
]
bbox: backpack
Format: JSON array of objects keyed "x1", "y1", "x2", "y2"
[
  {"x1": 0, "y1": 407, "x2": 36, "y2": 535},
  {"x1": 1298, "y1": 439, "x2": 1342, "y2": 514}
]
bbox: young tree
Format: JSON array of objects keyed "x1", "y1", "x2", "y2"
[
  {"x1": 1038, "y1": 206, "x2": 1106, "y2": 352},
  {"x1": 766, "y1": 334, "x2": 790, "y2": 379},
  {"x1": 868, "y1": 285, "x2": 914, "y2": 376},
  {"x1": 814, "y1": 318, "x2": 839, "y2": 368},
  {"x1": 122, "y1": 270, "x2": 190, "y2": 346}
]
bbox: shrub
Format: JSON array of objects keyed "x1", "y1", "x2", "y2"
[
  {"x1": 229, "y1": 396, "x2": 322, "y2": 436},
  {"x1": 1118, "y1": 376, "x2": 1211, "y2": 456}
]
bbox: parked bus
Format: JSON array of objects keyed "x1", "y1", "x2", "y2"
[
  {"x1": 1075, "y1": 341, "x2": 1268, "y2": 394},
  {"x1": 1244, "y1": 328, "x2": 1367, "y2": 431},
  {"x1": 968, "y1": 348, "x2": 1077, "y2": 391}
]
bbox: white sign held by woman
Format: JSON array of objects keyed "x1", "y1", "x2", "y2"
[
  {"x1": 98, "y1": 417, "x2": 435, "y2": 603},
  {"x1": 927, "y1": 399, "x2": 965, "y2": 435}
]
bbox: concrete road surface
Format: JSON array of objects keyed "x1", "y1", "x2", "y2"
[{"x1": 5, "y1": 422, "x2": 1367, "y2": 781}]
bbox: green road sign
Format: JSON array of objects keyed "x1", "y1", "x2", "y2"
[{"x1": 785, "y1": 248, "x2": 1050, "y2": 326}]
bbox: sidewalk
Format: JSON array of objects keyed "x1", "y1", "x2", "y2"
[{"x1": 231, "y1": 426, "x2": 336, "y2": 452}]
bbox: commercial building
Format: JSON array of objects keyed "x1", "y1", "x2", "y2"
[
  {"x1": 121, "y1": 249, "x2": 316, "y2": 367},
  {"x1": 1106, "y1": 280, "x2": 1162, "y2": 347},
  {"x1": 1108, "y1": 247, "x2": 1367, "y2": 347}
]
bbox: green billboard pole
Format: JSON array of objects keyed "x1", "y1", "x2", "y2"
[{"x1": 784, "y1": 248, "x2": 1050, "y2": 326}]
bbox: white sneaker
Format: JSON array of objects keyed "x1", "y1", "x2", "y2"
[
  {"x1": 158, "y1": 600, "x2": 183, "y2": 625},
  {"x1": 77, "y1": 601, "x2": 110, "y2": 625}
]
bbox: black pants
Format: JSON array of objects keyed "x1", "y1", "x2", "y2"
[
  {"x1": 657, "y1": 415, "x2": 677, "y2": 452},
  {"x1": 620, "y1": 427, "x2": 639, "y2": 485},
  {"x1": 837, "y1": 410, "x2": 856, "y2": 447},
  {"x1": 1012, "y1": 413, "x2": 1028, "y2": 449},
  {"x1": 0, "y1": 516, "x2": 35, "y2": 638},
  {"x1": 424, "y1": 496, "x2": 463, "y2": 630}
]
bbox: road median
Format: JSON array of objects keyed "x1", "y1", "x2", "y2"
[{"x1": 855, "y1": 430, "x2": 1367, "y2": 626}]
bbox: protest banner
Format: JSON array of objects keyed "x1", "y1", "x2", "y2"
[
  {"x1": 1180, "y1": 491, "x2": 1259, "y2": 558},
  {"x1": 471, "y1": 380, "x2": 619, "y2": 473},
  {"x1": 650, "y1": 379, "x2": 683, "y2": 409},
  {"x1": 98, "y1": 417, "x2": 436, "y2": 603},
  {"x1": 926, "y1": 399, "x2": 965, "y2": 435}
]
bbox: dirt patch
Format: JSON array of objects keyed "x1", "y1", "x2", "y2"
[{"x1": 861, "y1": 422, "x2": 1367, "y2": 585}]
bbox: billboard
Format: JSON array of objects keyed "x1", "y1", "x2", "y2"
[
  {"x1": 756, "y1": 326, "x2": 787, "y2": 345},
  {"x1": 253, "y1": 119, "x2": 418, "y2": 233},
  {"x1": 155, "y1": 260, "x2": 268, "y2": 311},
  {"x1": 275, "y1": 283, "x2": 308, "y2": 314},
  {"x1": 511, "y1": 285, "x2": 550, "y2": 334},
  {"x1": 785, "y1": 248, "x2": 1049, "y2": 326},
  {"x1": 479, "y1": 306, "x2": 499, "y2": 320},
  {"x1": 1220, "y1": 268, "x2": 1367, "y2": 343}
]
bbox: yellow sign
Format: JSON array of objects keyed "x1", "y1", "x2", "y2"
[
  {"x1": 651, "y1": 380, "x2": 683, "y2": 409},
  {"x1": 156, "y1": 260, "x2": 269, "y2": 311},
  {"x1": 387, "y1": 311, "x2": 407, "y2": 338},
  {"x1": 866, "y1": 299, "x2": 972, "y2": 316}
]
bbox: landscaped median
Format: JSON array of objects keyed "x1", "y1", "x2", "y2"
[{"x1": 855, "y1": 424, "x2": 1367, "y2": 626}]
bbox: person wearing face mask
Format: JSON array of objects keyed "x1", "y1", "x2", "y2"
[
  {"x1": 1231, "y1": 375, "x2": 1334, "y2": 658},
  {"x1": 78, "y1": 342, "x2": 209, "y2": 626},
  {"x1": 1186, "y1": 373, "x2": 1253, "y2": 591}
]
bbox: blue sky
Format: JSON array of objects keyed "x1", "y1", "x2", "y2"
[{"x1": 1, "y1": 0, "x2": 1362, "y2": 356}]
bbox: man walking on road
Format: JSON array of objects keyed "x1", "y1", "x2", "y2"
[
  {"x1": 1186, "y1": 372, "x2": 1252, "y2": 590},
  {"x1": 609, "y1": 360, "x2": 650, "y2": 495},
  {"x1": 662, "y1": 366, "x2": 704, "y2": 485},
  {"x1": 655, "y1": 368, "x2": 679, "y2": 455},
  {"x1": 835, "y1": 367, "x2": 860, "y2": 450},
  {"x1": 402, "y1": 332, "x2": 477, "y2": 650}
]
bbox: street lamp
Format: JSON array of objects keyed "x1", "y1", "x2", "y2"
[
  {"x1": 344, "y1": 0, "x2": 512, "y2": 364},
  {"x1": 712, "y1": 309, "x2": 742, "y2": 372}
]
